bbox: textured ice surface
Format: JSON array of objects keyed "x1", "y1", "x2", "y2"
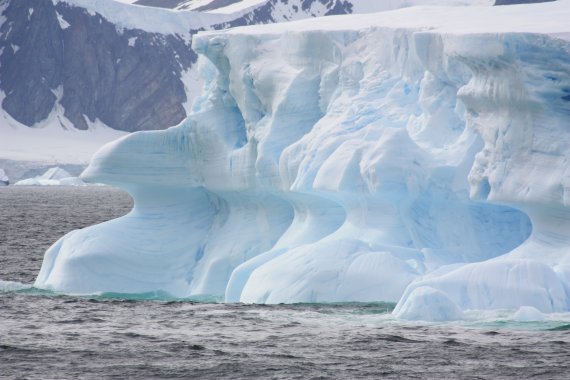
[{"x1": 35, "y1": 1, "x2": 570, "y2": 318}]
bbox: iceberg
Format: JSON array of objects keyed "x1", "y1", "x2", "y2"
[
  {"x1": 512, "y1": 306, "x2": 546, "y2": 322},
  {"x1": 15, "y1": 167, "x2": 86, "y2": 186},
  {"x1": 35, "y1": 1, "x2": 570, "y2": 319},
  {"x1": 0, "y1": 169, "x2": 8, "y2": 186},
  {"x1": 393, "y1": 286, "x2": 464, "y2": 322}
]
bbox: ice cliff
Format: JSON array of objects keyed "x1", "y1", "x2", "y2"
[{"x1": 35, "y1": 1, "x2": 570, "y2": 319}]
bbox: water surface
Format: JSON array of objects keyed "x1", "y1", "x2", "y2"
[{"x1": 1, "y1": 187, "x2": 569, "y2": 379}]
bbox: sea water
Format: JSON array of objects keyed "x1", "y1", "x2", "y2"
[{"x1": 1, "y1": 187, "x2": 569, "y2": 379}]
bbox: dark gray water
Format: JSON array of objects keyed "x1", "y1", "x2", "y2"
[{"x1": 1, "y1": 187, "x2": 570, "y2": 379}]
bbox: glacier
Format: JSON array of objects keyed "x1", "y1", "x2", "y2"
[{"x1": 35, "y1": 1, "x2": 570, "y2": 320}]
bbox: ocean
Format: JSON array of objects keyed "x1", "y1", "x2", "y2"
[{"x1": 1, "y1": 187, "x2": 569, "y2": 379}]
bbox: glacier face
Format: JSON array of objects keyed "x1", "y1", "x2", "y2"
[{"x1": 35, "y1": 1, "x2": 570, "y2": 319}]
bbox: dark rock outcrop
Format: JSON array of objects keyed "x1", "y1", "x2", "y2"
[
  {"x1": 0, "y1": 0, "x2": 63, "y2": 126},
  {"x1": 0, "y1": 0, "x2": 195, "y2": 131},
  {"x1": 213, "y1": 0, "x2": 352, "y2": 28}
]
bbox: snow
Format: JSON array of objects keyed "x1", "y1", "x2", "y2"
[
  {"x1": 127, "y1": 36, "x2": 137, "y2": 47},
  {"x1": 34, "y1": 1, "x2": 570, "y2": 318},
  {"x1": 0, "y1": 90, "x2": 128, "y2": 181},
  {"x1": 0, "y1": 117, "x2": 125, "y2": 175},
  {"x1": 198, "y1": 0, "x2": 570, "y2": 39},
  {"x1": 53, "y1": 0, "x2": 251, "y2": 37},
  {"x1": 350, "y1": 0, "x2": 494, "y2": 14},
  {"x1": 202, "y1": 0, "x2": 267, "y2": 14},
  {"x1": 56, "y1": 11, "x2": 70, "y2": 29},
  {"x1": 0, "y1": 2, "x2": 8, "y2": 28},
  {"x1": 190, "y1": 0, "x2": 493, "y2": 15}
]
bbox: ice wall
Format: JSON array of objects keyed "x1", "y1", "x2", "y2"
[{"x1": 35, "y1": 1, "x2": 570, "y2": 317}]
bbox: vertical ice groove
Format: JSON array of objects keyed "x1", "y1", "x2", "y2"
[{"x1": 397, "y1": 32, "x2": 570, "y2": 319}]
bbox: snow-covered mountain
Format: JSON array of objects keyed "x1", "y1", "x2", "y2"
[
  {"x1": 0, "y1": 0, "x2": 548, "y2": 174},
  {"x1": 1, "y1": 0, "x2": 506, "y2": 181},
  {"x1": 0, "y1": 0, "x2": 379, "y2": 134},
  {"x1": 0, "y1": 0, "x2": 349, "y2": 180},
  {"x1": 2, "y1": 0, "x2": 525, "y2": 135},
  {"x1": 0, "y1": 0, "x2": 359, "y2": 180},
  {"x1": 34, "y1": 0, "x2": 570, "y2": 320}
]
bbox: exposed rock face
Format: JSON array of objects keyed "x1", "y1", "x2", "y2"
[
  {"x1": 0, "y1": 0, "x2": 195, "y2": 131},
  {"x1": 0, "y1": 0, "x2": 63, "y2": 127},
  {"x1": 213, "y1": 0, "x2": 352, "y2": 28}
]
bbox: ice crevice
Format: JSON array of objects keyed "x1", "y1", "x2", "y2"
[{"x1": 34, "y1": 2, "x2": 570, "y2": 320}]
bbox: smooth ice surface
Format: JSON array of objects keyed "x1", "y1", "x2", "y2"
[{"x1": 35, "y1": 1, "x2": 570, "y2": 319}]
